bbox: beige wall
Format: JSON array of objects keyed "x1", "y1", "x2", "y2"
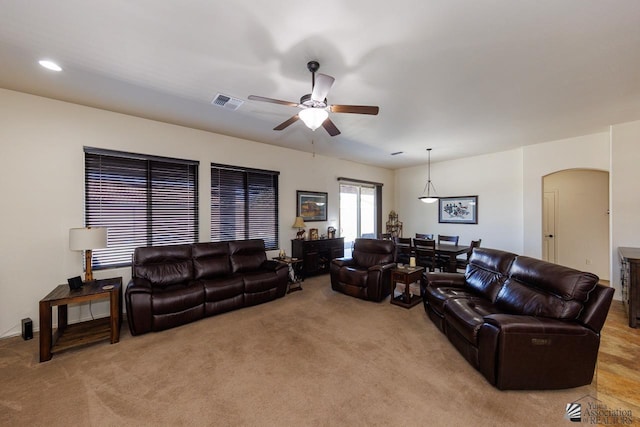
[
  {"x1": 0, "y1": 88, "x2": 394, "y2": 338},
  {"x1": 611, "y1": 119, "x2": 640, "y2": 294},
  {"x1": 543, "y1": 170, "x2": 609, "y2": 279},
  {"x1": 394, "y1": 149, "x2": 524, "y2": 254}
]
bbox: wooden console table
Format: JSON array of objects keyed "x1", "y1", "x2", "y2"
[
  {"x1": 291, "y1": 237, "x2": 344, "y2": 276},
  {"x1": 39, "y1": 277, "x2": 122, "y2": 362},
  {"x1": 619, "y1": 247, "x2": 640, "y2": 328}
]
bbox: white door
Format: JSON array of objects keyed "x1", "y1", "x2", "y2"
[{"x1": 542, "y1": 190, "x2": 557, "y2": 263}]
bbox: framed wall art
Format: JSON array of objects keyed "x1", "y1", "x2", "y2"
[
  {"x1": 438, "y1": 196, "x2": 478, "y2": 224},
  {"x1": 297, "y1": 191, "x2": 328, "y2": 222}
]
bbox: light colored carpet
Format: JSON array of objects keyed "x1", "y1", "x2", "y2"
[{"x1": 1, "y1": 276, "x2": 595, "y2": 426}]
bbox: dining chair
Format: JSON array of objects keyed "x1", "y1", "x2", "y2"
[
  {"x1": 414, "y1": 238, "x2": 436, "y2": 272},
  {"x1": 415, "y1": 233, "x2": 434, "y2": 240},
  {"x1": 456, "y1": 239, "x2": 482, "y2": 272},
  {"x1": 436, "y1": 234, "x2": 460, "y2": 271},
  {"x1": 437, "y1": 234, "x2": 459, "y2": 245},
  {"x1": 395, "y1": 237, "x2": 413, "y2": 265}
]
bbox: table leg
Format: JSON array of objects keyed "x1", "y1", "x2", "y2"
[
  {"x1": 39, "y1": 301, "x2": 52, "y2": 362},
  {"x1": 109, "y1": 288, "x2": 120, "y2": 343},
  {"x1": 57, "y1": 304, "x2": 68, "y2": 333},
  {"x1": 447, "y1": 256, "x2": 457, "y2": 273}
]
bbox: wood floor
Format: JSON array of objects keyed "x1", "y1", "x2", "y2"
[{"x1": 595, "y1": 300, "x2": 640, "y2": 425}]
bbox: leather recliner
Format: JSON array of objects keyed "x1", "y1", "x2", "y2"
[
  {"x1": 422, "y1": 247, "x2": 614, "y2": 390},
  {"x1": 330, "y1": 238, "x2": 396, "y2": 302}
]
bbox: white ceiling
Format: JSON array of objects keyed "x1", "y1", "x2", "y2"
[{"x1": 1, "y1": 0, "x2": 639, "y2": 169}]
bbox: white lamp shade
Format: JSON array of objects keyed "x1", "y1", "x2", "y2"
[
  {"x1": 298, "y1": 108, "x2": 328, "y2": 131},
  {"x1": 69, "y1": 227, "x2": 108, "y2": 250}
]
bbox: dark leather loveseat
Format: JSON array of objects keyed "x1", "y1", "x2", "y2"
[
  {"x1": 330, "y1": 238, "x2": 396, "y2": 302},
  {"x1": 125, "y1": 239, "x2": 288, "y2": 335},
  {"x1": 422, "y1": 247, "x2": 614, "y2": 390}
]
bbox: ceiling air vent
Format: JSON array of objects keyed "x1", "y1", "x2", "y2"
[{"x1": 211, "y1": 93, "x2": 244, "y2": 111}]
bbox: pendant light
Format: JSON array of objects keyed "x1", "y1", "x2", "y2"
[{"x1": 418, "y1": 148, "x2": 439, "y2": 203}]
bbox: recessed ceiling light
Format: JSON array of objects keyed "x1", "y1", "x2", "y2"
[{"x1": 38, "y1": 60, "x2": 62, "y2": 72}]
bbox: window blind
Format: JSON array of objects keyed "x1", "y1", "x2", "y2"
[
  {"x1": 211, "y1": 163, "x2": 279, "y2": 250},
  {"x1": 85, "y1": 148, "x2": 199, "y2": 269}
]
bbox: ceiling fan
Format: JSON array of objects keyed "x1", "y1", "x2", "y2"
[{"x1": 248, "y1": 61, "x2": 379, "y2": 137}]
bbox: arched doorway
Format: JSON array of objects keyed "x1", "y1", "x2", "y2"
[{"x1": 542, "y1": 169, "x2": 609, "y2": 280}]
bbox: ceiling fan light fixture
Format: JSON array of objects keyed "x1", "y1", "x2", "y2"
[{"x1": 298, "y1": 107, "x2": 328, "y2": 131}]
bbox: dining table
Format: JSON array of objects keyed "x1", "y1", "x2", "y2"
[{"x1": 434, "y1": 243, "x2": 470, "y2": 272}]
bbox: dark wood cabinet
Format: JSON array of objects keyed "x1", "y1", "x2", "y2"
[
  {"x1": 619, "y1": 247, "x2": 640, "y2": 328},
  {"x1": 292, "y1": 237, "x2": 344, "y2": 276}
]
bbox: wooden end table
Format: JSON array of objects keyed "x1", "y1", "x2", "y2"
[
  {"x1": 39, "y1": 277, "x2": 122, "y2": 362},
  {"x1": 274, "y1": 257, "x2": 304, "y2": 293},
  {"x1": 390, "y1": 266, "x2": 425, "y2": 309}
]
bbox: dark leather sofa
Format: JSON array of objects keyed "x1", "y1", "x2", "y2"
[
  {"x1": 422, "y1": 247, "x2": 614, "y2": 390},
  {"x1": 125, "y1": 239, "x2": 288, "y2": 335},
  {"x1": 330, "y1": 238, "x2": 396, "y2": 302}
]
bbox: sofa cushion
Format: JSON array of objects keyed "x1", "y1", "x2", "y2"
[
  {"x1": 133, "y1": 244, "x2": 193, "y2": 287},
  {"x1": 337, "y1": 266, "x2": 369, "y2": 287},
  {"x1": 496, "y1": 256, "x2": 599, "y2": 319},
  {"x1": 444, "y1": 298, "x2": 502, "y2": 345},
  {"x1": 229, "y1": 239, "x2": 267, "y2": 273},
  {"x1": 192, "y1": 242, "x2": 231, "y2": 279},
  {"x1": 201, "y1": 275, "x2": 244, "y2": 301},
  {"x1": 465, "y1": 248, "x2": 516, "y2": 302},
  {"x1": 424, "y1": 285, "x2": 479, "y2": 316},
  {"x1": 151, "y1": 281, "x2": 204, "y2": 315}
]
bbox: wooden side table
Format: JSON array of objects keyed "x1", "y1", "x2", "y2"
[
  {"x1": 390, "y1": 266, "x2": 424, "y2": 308},
  {"x1": 274, "y1": 257, "x2": 304, "y2": 293},
  {"x1": 39, "y1": 277, "x2": 122, "y2": 362}
]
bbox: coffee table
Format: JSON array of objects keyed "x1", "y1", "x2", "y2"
[{"x1": 390, "y1": 266, "x2": 424, "y2": 308}]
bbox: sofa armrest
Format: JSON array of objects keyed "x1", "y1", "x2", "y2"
[
  {"x1": 478, "y1": 313, "x2": 600, "y2": 389},
  {"x1": 127, "y1": 277, "x2": 153, "y2": 293},
  {"x1": 483, "y1": 313, "x2": 590, "y2": 336},
  {"x1": 368, "y1": 262, "x2": 396, "y2": 272},
  {"x1": 423, "y1": 272, "x2": 467, "y2": 289},
  {"x1": 332, "y1": 257, "x2": 355, "y2": 268},
  {"x1": 125, "y1": 278, "x2": 154, "y2": 336},
  {"x1": 261, "y1": 259, "x2": 288, "y2": 272}
]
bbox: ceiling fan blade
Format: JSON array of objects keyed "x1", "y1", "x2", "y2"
[
  {"x1": 248, "y1": 95, "x2": 299, "y2": 108},
  {"x1": 274, "y1": 115, "x2": 300, "y2": 131},
  {"x1": 330, "y1": 105, "x2": 379, "y2": 115},
  {"x1": 311, "y1": 73, "x2": 335, "y2": 102},
  {"x1": 322, "y1": 118, "x2": 341, "y2": 137}
]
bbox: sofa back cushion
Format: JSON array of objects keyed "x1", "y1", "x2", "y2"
[
  {"x1": 192, "y1": 242, "x2": 231, "y2": 279},
  {"x1": 496, "y1": 256, "x2": 599, "y2": 319},
  {"x1": 465, "y1": 248, "x2": 517, "y2": 302},
  {"x1": 133, "y1": 244, "x2": 193, "y2": 287},
  {"x1": 352, "y1": 238, "x2": 395, "y2": 268},
  {"x1": 229, "y1": 239, "x2": 267, "y2": 273}
]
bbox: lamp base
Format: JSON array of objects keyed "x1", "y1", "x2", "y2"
[{"x1": 84, "y1": 249, "x2": 94, "y2": 282}]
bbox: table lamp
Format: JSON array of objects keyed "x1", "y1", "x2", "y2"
[
  {"x1": 292, "y1": 216, "x2": 307, "y2": 239},
  {"x1": 69, "y1": 227, "x2": 108, "y2": 282}
]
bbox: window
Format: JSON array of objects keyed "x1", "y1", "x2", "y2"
[
  {"x1": 85, "y1": 147, "x2": 199, "y2": 268},
  {"x1": 338, "y1": 178, "x2": 383, "y2": 254},
  {"x1": 211, "y1": 163, "x2": 279, "y2": 250}
]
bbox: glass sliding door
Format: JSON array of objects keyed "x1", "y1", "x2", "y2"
[{"x1": 340, "y1": 182, "x2": 377, "y2": 255}]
